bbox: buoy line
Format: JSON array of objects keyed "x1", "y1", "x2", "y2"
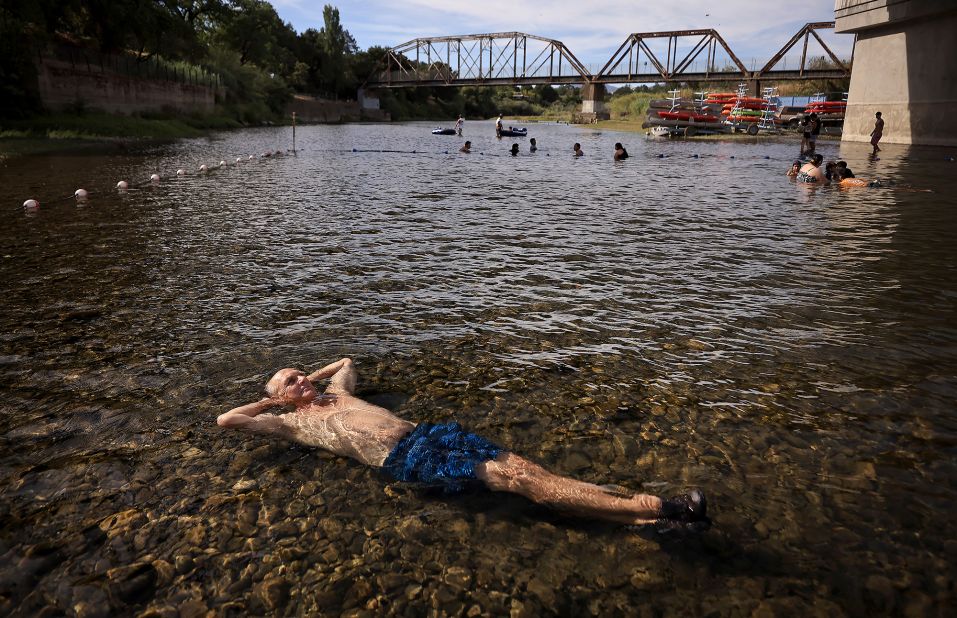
[{"x1": 18, "y1": 148, "x2": 294, "y2": 213}]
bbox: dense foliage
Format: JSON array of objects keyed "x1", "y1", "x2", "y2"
[{"x1": 0, "y1": 1, "x2": 387, "y2": 122}]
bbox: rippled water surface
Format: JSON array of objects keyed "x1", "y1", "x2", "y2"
[{"x1": 1, "y1": 123, "x2": 956, "y2": 616}]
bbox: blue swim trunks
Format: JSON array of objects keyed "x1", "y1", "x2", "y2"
[{"x1": 382, "y1": 422, "x2": 503, "y2": 493}]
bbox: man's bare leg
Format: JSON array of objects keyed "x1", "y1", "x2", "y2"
[{"x1": 477, "y1": 453, "x2": 675, "y2": 525}]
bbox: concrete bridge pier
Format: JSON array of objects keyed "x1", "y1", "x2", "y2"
[
  {"x1": 579, "y1": 83, "x2": 610, "y2": 122},
  {"x1": 357, "y1": 88, "x2": 390, "y2": 121},
  {"x1": 836, "y1": 0, "x2": 957, "y2": 147}
]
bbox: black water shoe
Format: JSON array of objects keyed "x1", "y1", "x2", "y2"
[{"x1": 660, "y1": 489, "x2": 708, "y2": 523}]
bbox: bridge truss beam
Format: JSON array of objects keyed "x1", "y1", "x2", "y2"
[
  {"x1": 367, "y1": 32, "x2": 590, "y2": 88},
  {"x1": 363, "y1": 23, "x2": 850, "y2": 88}
]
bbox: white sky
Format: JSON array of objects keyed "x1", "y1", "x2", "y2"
[{"x1": 270, "y1": 0, "x2": 852, "y2": 67}]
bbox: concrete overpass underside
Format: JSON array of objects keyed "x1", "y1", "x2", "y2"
[{"x1": 836, "y1": 0, "x2": 957, "y2": 147}]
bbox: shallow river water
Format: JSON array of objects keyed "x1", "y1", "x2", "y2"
[{"x1": 1, "y1": 122, "x2": 956, "y2": 616}]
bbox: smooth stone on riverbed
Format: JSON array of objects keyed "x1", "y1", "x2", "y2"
[
  {"x1": 106, "y1": 562, "x2": 157, "y2": 603},
  {"x1": 253, "y1": 577, "x2": 290, "y2": 612},
  {"x1": 232, "y1": 478, "x2": 257, "y2": 492}
]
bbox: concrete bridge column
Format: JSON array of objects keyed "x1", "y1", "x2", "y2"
[
  {"x1": 580, "y1": 83, "x2": 610, "y2": 121},
  {"x1": 836, "y1": 0, "x2": 957, "y2": 147}
]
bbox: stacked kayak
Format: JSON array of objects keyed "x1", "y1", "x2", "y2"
[
  {"x1": 702, "y1": 92, "x2": 738, "y2": 105},
  {"x1": 657, "y1": 111, "x2": 720, "y2": 122},
  {"x1": 805, "y1": 100, "x2": 846, "y2": 114}
]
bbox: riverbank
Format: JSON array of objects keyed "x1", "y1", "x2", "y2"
[{"x1": 0, "y1": 111, "x2": 253, "y2": 142}]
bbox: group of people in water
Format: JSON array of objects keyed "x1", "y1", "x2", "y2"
[
  {"x1": 788, "y1": 155, "x2": 864, "y2": 186},
  {"x1": 457, "y1": 138, "x2": 630, "y2": 160}
]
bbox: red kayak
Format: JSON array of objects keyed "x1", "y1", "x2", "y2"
[
  {"x1": 657, "y1": 111, "x2": 720, "y2": 122},
  {"x1": 723, "y1": 103, "x2": 777, "y2": 111}
]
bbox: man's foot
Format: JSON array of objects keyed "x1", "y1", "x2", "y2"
[
  {"x1": 660, "y1": 489, "x2": 708, "y2": 523},
  {"x1": 654, "y1": 517, "x2": 712, "y2": 533}
]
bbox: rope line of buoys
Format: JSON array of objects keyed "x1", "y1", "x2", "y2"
[{"x1": 19, "y1": 149, "x2": 294, "y2": 213}]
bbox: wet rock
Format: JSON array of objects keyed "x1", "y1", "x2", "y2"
[
  {"x1": 563, "y1": 450, "x2": 591, "y2": 472},
  {"x1": 527, "y1": 576, "x2": 555, "y2": 606},
  {"x1": 447, "y1": 518, "x2": 470, "y2": 541},
  {"x1": 232, "y1": 478, "x2": 258, "y2": 492},
  {"x1": 405, "y1": 584, "x2": 423, "y2": 601},
  {"x1": 254, "y1": 577, "x2": 290, "y2": 612},
  {"x1": 443, "y1": 566, "x2": 473, "y2": 590},
  {"x1": 286, "y1": 499, "x2": 307, "y2": 517},
  {"x1": 466, "y1": 605, "x2": 483, "y2": 617},
  {"x1": 864, "y1": 575, "x2": 895, "y2": 613},
  {"x1": 184, "y1": 523, "x2": 206, "y2": 546},
  {"x1": 106, "y1": 562, "x2": 157, "y2": 603},
  {"x1": 431, "y1": 585, "x2": 458, "y2": 606},
  {"x1": 178, "y1": 598, "x2": 209, "y2": 618},
  {"x1": 99, "y1": 509, "x2": 146, "y2": 538},
  {"x1": 72, "y1": 585, "x2": 109, "y2": 618},
  {"x1": 267, "y1": 520, "x2": 299, "y2": 538},
  {"x1": 151, "y1": 559, "x2": 174, "y2": 587},
  {"x1": 630, "y1": 568, "x2": 666, "y2": 589},
  {"x1": 174, "y1": 555, "x2": 194, "y2": 575},
  {"x1": 902, "y1": 590, "x2": 932, "y2": 617},
  {"x1": 396, "y1": 516, "x2": 427, "y2": 541},
  {"x1": 378, "y1": 573, "x2": 406, "y2": 591},
  {"x1": 612, "y1": 433, "x2": 641, "y2": 461},
  {"x1": 136, "y1": 605, "x2": 178, "y2": 618}
]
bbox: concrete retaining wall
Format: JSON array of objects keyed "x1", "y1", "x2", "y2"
[
  {"x1": 286, "y1": 95, "x2": 359, "y2": 123},
  {"x1": 36, "y1": 58, "x2": 216, "y2": 115}
]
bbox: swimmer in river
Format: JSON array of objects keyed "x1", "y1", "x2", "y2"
[
  {"x1": 510, "y1": 143, "x2": 519, "y2": 156},
  {"x1": 218, "y1": 359, "x2": 711, "y2": 530},
  {"x1": 459, "y1": 141, "x2": 471, "y2": 153},
  {"x1": 796, "y1": 154, "x2": 828, "y2": 184},
  {"x1": 786, "y1": 160, "x2": 801, "y2": 177},
  {"x1": 573, "y1": 143, "x2": 584, "y2": 157},
  {"x1": 529, "y1": 138, "x2": 537, "y2": 153},
  {"x1": 824, "y1": 160, "x2": 837, "y2": 181},
  {"x1": 614, "y1": 143, "x2": 629, "y2": 161},
  {"x1": 836, "y1": 160, "x2": 854, "y2": 179}
]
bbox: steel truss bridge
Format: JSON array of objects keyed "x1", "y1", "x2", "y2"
[{"x1": 364, "y1": 22, "x2": 848, "y2": 89}]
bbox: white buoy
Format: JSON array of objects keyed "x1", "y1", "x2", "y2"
[
  {"x1": 150, "y1": 174, "x2": 160, "y2": 182},
  {"x1": 177, "y1": 169, "x2": 186, "y2": 176},
  {"x1": 235, "y1": 157, "x2": 242, "y2": 164},
  {"x1": 199, "y1": 164, "x2": 208, "y2": 172},
  {"x1": 116, "y1": 180, "x2": 129, "y2": 190},
  {"x1": 262, "y1": 151, "x2": 271, "y2": 158},
  {"x1": 74, "y1": 189, "x2": 88, "y2": 200},
  {"x1": 248, "y1": 155, "x2": 254, "y2": 160},
  {"x1": 23, "y1": 199, "x2": 39, "y2": 210},
  {"x1": 219, "y1": 160, "x2": 226, "y2": 167}
]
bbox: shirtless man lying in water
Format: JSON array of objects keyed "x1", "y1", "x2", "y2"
[{"x1": 218, "y1": 358, "x2": 710, "y2": 530}]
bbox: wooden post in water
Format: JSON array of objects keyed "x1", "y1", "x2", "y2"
[{"x1": 292, "y1": 112, "x2": 297, "y2": 154}]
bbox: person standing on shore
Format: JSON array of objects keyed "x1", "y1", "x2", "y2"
[{"x1": 871, "y1": 112, "x2": 884, "y2": 154}]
